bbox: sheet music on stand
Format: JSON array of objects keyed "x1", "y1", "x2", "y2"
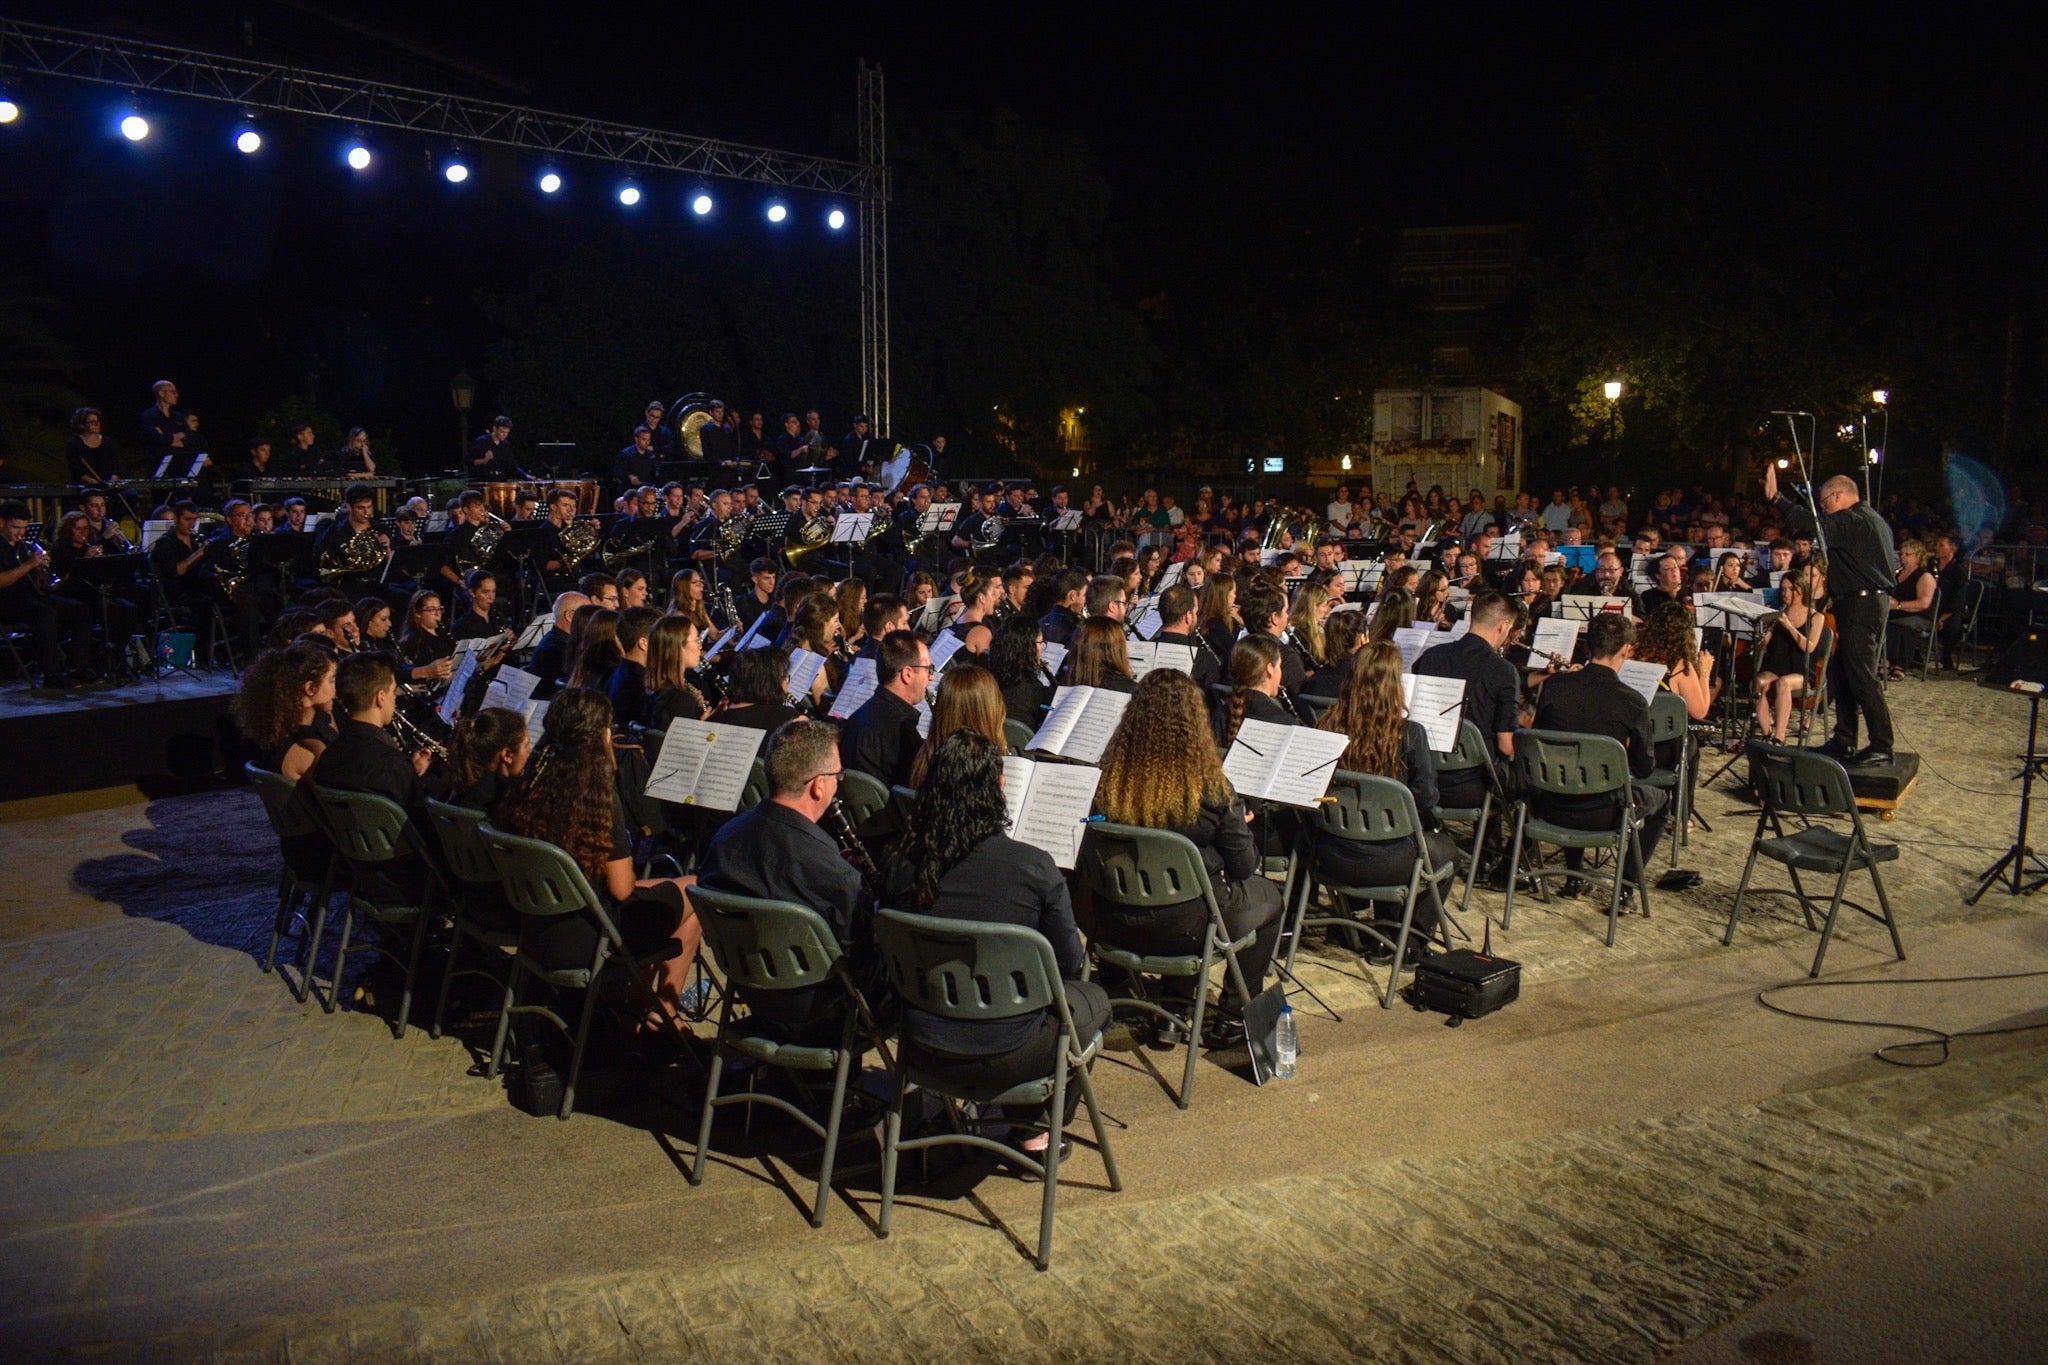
[
  {"x1": 1221, "y1": 719, "x2": 1351, "y2": 808},
  {"x1": 829, "y1": 513, "x2": 873, "y2": 543},
  {"x1": 920, "y1": 504, "x2": 961, "y2": 534},
  {"x1": 1400, "y1": 672, "x2": 1467, "y2": 753},
  {"x1": 914, "y1": 594, "x2": 958, "y2": 636},
  {"x1": 1129, "y1": 597, "x2": 1161, "y2": 639},
  {"x1": 152, "y1": 454, "x2": 177, "y2": 479},
  {"x1": 1126, "y1": 640, "x2": 1196, "y2": 681},
  {"x1": 482, "y1": 665, "x2": 542, "y2": 713},
  {"x1": 1045, "y1": 510, "x2": 1083, "y2": 533},
  {"x1": 1560, "y1": 595, "x2": 1633, "y2": 622},
  {"x1": 1039, "y1": 641, "x2": 1068, "y2": 679},
  {"x1": 428, "y1": 511, "x2": 450, "y2": 533},
  {"x1": 1155, "y1": 560, "x2": 1187, "y2": 591},
  {"x1": 141, "y1": 518, "x2": 173, "y2": 550},
  {"x1": 786, "y1": 647, "x2": 827, "y2": 702},
  {"x1": 1026, "y1": 685, "x2": 1131, "y2": 763},
  {"x1": 1529, "y1": 617, "x2": 1582, "y2": 662},
  {"x1": 644, "y1": 719, "x2": 770, "y2": 810},
  {"x1": 511, "y1": 610, "x2": 553, "y2": 651},
  {"x1": 1001, "y1": 757, "x2": 1103, "y2": 870},
  {"x1": 1617, "y1": 659, "x2": 1668, "y2": 703},
  {"x1": 519, "y1": 698, "x2": 550, "y2": 745},
  {"x1": 436, "y1": 648, "x2": 483, "y2": 726},
  {"x1": 734, "y1": 607, "x2": 779, "y2": 652},
  {"x1": 1694, "y1": 591, "x2": 1771, "y2": 636},
  {"x1": 1339, "y1": 561, "x2": 1377, "y2": 597},
  {"x1": 1392, "y1": 625, "x2": 1439, "y2": 670},
  {"x1": 829, "y1": 657, "x2": 879, "y2": 718},
  {"x1": 185, "y1": 453, "x2": 209, "y2": 479}
]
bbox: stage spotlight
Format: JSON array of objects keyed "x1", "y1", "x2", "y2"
[
  {"x1": 0, "y1": 100, "x2": 20, "y2": 125},
  {"x1": 766, "y1": 202, "x2": 788, "y2": 223},
  {"x1": 346, "y1": 144, "x2": 373, "y2": 171},
  {"x1": 120, "y1": 114, "x2": 150, "y2": 142},
  {"x1": 827, "y1": 207, "x2": 846, "y2": 230},
  {"x1": 444, "y1": 161, "x2": 469, "y2": 184},
  {"x1": 235, "y1": 126, "x2": 262, "y2": 154},
  {"x1": 691, "y1": 193, "x2": 713, "y2": 215},
  {"x1": 538, "y1": 170, "x2": 562, "y2": 194},
  {"x1": 618, "y1": 182, "x2": 642, "y2": 206}
]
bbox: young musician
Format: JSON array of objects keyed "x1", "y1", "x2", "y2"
[
  {"x1": 1065, "y1": 616, "x2": 1136, "y2": 693},
  {"x1": 907, "y1": 663, "x2": 1007, "y2": 786},
  {"x1": 1153, "y1": 584, "x2": 1222, "y2": 688},
  {"x1": 641, "y1": 615, "x2": 709, "y2": 729},
  {"x1": 234, "y1": 642, "x2": 337, "y2": 783},
  {"x1": 1752, "y1": 572, "x2": 1827, "y2": 742},
  {"x1": 990, "y1": 613, "x2": 1054, "y2": 728},
  {"x1": 1038, "y1": 570, "x2": 1088, "y2": 647},
  {"x1": 444, "y1": 707, "x2": 529, "y2": 813},
  {"x1": 1214, "y1": 633, "x2": 1297, "y2": 747},
  {"x1": 839, "y1": 629, "x2": 930, "y2": 788}
]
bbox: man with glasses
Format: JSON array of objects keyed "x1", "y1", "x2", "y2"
[
  {"x1": 840, "y1": 629, "x2": 930, "y2": 788},
  {"x1": 1765, "y1": 464, "x2": 1897, "y2": 765},
  {"x1": 697, "y1": 717, "x2": 876, "y2": 1041}
]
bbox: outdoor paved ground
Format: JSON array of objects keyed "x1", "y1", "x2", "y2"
[{"x1": 2, "y1": 670, "x2": 2045, "y2": 1361}]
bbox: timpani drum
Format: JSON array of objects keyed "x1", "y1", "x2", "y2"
[{"x1": 482, "y1": 481, "x2": 539, "y2": 518}]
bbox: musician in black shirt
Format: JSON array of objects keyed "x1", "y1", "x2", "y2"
[
  {"x1": 840, "y1": 630, "x2": 929, "y2": 789},
  {"x1": 0, "y1": 500, "x2": 94, "y2": 683},
  {"x1": 1152, "y1": 584, "x2": 1223, "y2": 689},
  {"x1": 1767, "y1": 465, "x2": 1897, "y2": 763},
  {"x1": 311, "y1": 654, "x2": 434, "y2": 902},
  {"x1": 615, "y1": 426, "x2": 658, "y2": 488},
  {"x1": 697, "y1": 400, "x2": 738, "y2": 465},
  {"x1": 699, "y1": 718, "x2": 877, "y2": 1041}
]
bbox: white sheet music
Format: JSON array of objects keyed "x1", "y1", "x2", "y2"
[
  {"x1": 830, "y1": 512, "x2": 873, "y2": 543},
  {"x1": 829, "y1": 657, "x2": 879, "y2": 718},
  {"x1": 483, "y1": 665, "x2": 541, "y2": 714},
  {"x1": 928, "y1": 631, "x2": 968, "y2": 671},
  {"x1": 1026, "y1": 685, "x2": 1131, "y2": 764},
  {"x1": 920, "y1": 503, "x2": 961, "y2": 533},
  {"x1": 1529, "y1": 617, "x2": 1582, "y2": 662},
  {"x1": 786, "y1": 647, "x2": 827, "y2": 702},
  {"x1": 914, "y1": 594, "x2": 958, "y2": 636},
  {"x1": 1131, "y1": 606, "x2": 1163, "y2": 640},
  {"x1": 1039, "y1": 641, "x2": 1068, "y2": 678},
  {"x1": 1617, "y1": 659, "x2": 1668, "y2": 703},
  {"x1": 141, "y1": 518, "x2": 172, "y2": 550},
  {"x1": 452, "y1": 635, "x2": 494, "y2": 656},
  {"x1": 1127, "y1": 640, "x2": 1196, "y2": 680},
  {"x1": 520, "y1": 699, "x2": 549, "y2": 745},
  {"x1": 1401, "y1": 673, "x2": 1466, "y2": 753},
  {"x1": 1155, "y1": 560, "x2": 1187, "y2": 590},
  {"x1": 915, "y1": 699, "x2": 933, "y2": 739},
  {"x1": 1393, "y1": 625, "x2": 1438, "y2": 670},
  {"x1": 512, "y1": 611, "x2": 553, "y2": 651},
  {"x1": 1222, "y1": 719, "x2": 1352, "y2": 808},
  {"x1": 436, "y1": 648, "x2": 482, "y2": 726},
  {"x1": 644, "y1": 719, "x2": 769, "y2": 810},
  {"x1": 1002, "y1": 756, "x2": 1102, "y2": 870},
  {"x1": 1045, "y1": 509, "x2": 1083, "y2": 532}
]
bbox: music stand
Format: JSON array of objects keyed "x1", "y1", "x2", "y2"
[
  {"x1": 1969, "y1": 636, "x2": 2048, "y2": 901},
  {"x1": 497, "y1": 521, "x2": 561, "y2": 619},
  {"x1": 62, "y1": 553, "x2": 146, "y2": 677}
]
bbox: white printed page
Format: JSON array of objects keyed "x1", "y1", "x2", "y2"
[
  {"x1": 1617, "y1": 660, "x2": 1667, "y2": 703},
  {"x1": 829, "y1": 657, "x2": 879, "y2": 718},
  {"x1": 644, "y1": 719, "x2": 768, "y2": 809},
  {"x1": 1222, "y1": 718, "x2": 1291, "y2": 800},
  {"x1": 437, "y1": 649, "x2": 481, "y2": 726},
  {"x1": 1529, "y1": 618, "x2": 1582, "y2": 663},
  {"x1": 1259, "y1": 727, "x2": 1352, "y2": 809},
  {"x1": 484, "y1": 665, "x2": 541, "y2": 713},
  {"x1": 1058, "y1": 689, "x2": 1131, "y2": 764},
  {"x1": 928, "y1": 631, "x2": 967, "y2": 671},
  {"x1": 786, "y1": 647, "x2": 826, "y2": 703},
  {"x1": 1401, "y1": 673, "x2": 1467, "y2": 753},
  {"x1": 1393, "y1": 626, "x2": 1437, "y2": 670},
  {"x1": 1027, "y1": 686, "x2": 1090, "y2": 755}
]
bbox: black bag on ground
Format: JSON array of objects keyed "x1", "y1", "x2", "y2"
[{"x1": 1408, "y1": 920, "x2": 1520, "y2": 1025}]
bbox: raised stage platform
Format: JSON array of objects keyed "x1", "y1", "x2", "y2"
[{"x1": 0, "y1": 673, "x2": 243, "y2": 799}]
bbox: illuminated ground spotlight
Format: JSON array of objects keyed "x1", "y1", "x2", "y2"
[
  {"x1": 617, "y1": 181, "x2": 642, "y2": 206},
  {"x1": 766, "y1": 201, "x2": 788, "y2": 223},
  {"x1": 538, "y1": 170, "x2": 562, "y2": 194},
  {"x1": 691, "y1": 192, "x2": 713, "y2": 216},
  {"x1": 119, "y1": 113, "x2": 150, "y2": 141},
  {"x1": 826, "y1": 207, "x2": 847, "y2": 230}
]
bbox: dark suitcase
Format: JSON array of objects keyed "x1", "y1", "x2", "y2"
[{"x1": 1409, "y1": 948, "x2": 1520, "y2": 1025}]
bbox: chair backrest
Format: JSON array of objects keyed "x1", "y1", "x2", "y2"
[
  {"x1": 688, "y1": 886, "x2": 844, "y2": 991},
  {"x1": 310, "y1": 785, "x2": 412, "y2": 865},
  {"x1": 1296, "y1": 692, "x2": 1337, "y2": 722},
  {"x1": 873, "y1": 908, "x2": 1059, "y2": 1024},
  {"x1": 736, "y1": 759, "x2": 769, "y2": 812},
  {"x1": 1076, "y1": 823, "x2": 1215, "y2": 909},
  {"x1": 1003, "y1": 717, "x2": 1035, "y2": 754},
  {"x1": 1748, "y1": 744, "x2": 1858, "y2": 818},
  {"x1": 836, "y1": 768, "x2": 891, "y2": 828},
  {"x1": 1314, "y1": 769, "x2": 1423, "y2": 844},
  {"x1": 421, "y1": 798, "x2": 499, "y2": 887},
  {"x1": 1437, "y1": 719, "x2": 1492, "y2": 774},
  {"x1": 1646, "y1": 691, "x2": 1689, "y2": 744},
  {"x1": 1513, "y1": 730, "x2": 1631, "y2": 798},
  {"x1": 478, "y1": 826, "x2": 607, "y2": 923},
  {"x1": 1960, "y1": 577, "x2": 1988, "y2": 628},
  {"x1": 245, "y1": 761, "x2": 321, "y2": 838}
]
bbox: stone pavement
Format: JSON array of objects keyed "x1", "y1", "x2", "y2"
[{"x1": 1, "y1": 670, "x2": 2045, "y2": 1359}]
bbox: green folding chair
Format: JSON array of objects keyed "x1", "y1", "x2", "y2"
[
  {"x1": 421, "y1": 800, "x2": 521, "y2": 1043},
  {"x1": 835, "y1": 767, "x2": 892, "y2": 830},
  {"x1": 1075, "y1": 823, "x2": 1255, "y2": 1110},
  {"x1": 1003, "y1": 717, "x2": 1036, "y2": 755},
  {"x1": 1724, "y1": 745, "x2": 1905, "y2": 976},
  {"x1": 1284, "y1": 770, "x2": 1458, "y2": 1008},
  {"x1": 1642, "y1": 691, "x2": 1693, "y2": 867},
  {"x1": 1501, "y1": 731, "x2": 1653, "y2": 947},
  {"x1": 307, "y1": 786, "x2": 441, "y2": 1034},
  {"x1": 686, "y1": 888, "x2": 890, "y2": 1228},
  {"x1": 873, "y1": 908, "x2": 1120, "y2": 1271},
  {"x1": 479, "y1": 827, "x2": 665, "y2": 1119},
  {"x1": 1433, "y1": 719, "x2": 1500, "y2": 914},
  {"x1": 244, "y1": 762, "x2": 341, "y2": 1004},
  {"x1": 736, "y1": 758, "x2": 769, "y2": 813}
]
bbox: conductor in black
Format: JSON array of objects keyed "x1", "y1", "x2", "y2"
[{"x1": 1764, "y1": 463, "x2": 1896, "y2": 765}]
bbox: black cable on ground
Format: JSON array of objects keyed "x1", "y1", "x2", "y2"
[{"x1": 1756, "y1": 969, "x2": 2048, "y2": 1068}]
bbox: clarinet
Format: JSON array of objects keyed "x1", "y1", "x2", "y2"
[{"x1": 820, "y1": 798, "x2": 882, "y2": 898}]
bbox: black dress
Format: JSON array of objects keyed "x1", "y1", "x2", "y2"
[
  {"x1": 1307, "y1": 720, "x2": 1458, "y2": 936},
  {"x1": 517, "y1": 793, "x2": 684, "y2": 974}
]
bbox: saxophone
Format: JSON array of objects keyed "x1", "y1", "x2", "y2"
[
  {"x1": 717, "y1": 582, "x2": 741, "y2": 632},
  {"x1": 220, "y1": 534, "x2": 252, "y2": 602},
  {"x1": 319, "y1": 528, "x2": 385, "y2": 582},
  {"x1": 458, "y1": 511, "x2": 509, "y2": 570}
]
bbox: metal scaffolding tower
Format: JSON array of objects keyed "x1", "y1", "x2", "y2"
[{"x1": 0, "y1": 18, "x2": 891, "y2": 418}]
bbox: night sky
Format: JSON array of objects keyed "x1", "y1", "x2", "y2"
[{"x1": 0, "y1": 4, "x2": 2038, "y2": 491}]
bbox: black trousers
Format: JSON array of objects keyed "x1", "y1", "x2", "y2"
[
  {"x1": 1829, "y1": 592, "x2": 1893, "y2": 749},
  {"x1": 1099, "y1": 875, "x2": 1286, "y2": 998},
  {"x1": 902, "y1": 981, "x2": 1111, "y2": 1127},
  {"x1": 1539, "y1": 783, "x2": 1669, "y2": 886},
  {"x1": 3, "y1": 592, "x2": 92, "y2": 676},
  {"x1": 1310, "y1": 829, "x2": 1460, "y2": 936}
]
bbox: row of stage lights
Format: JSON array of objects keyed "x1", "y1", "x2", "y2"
[{"x1": 0, "y1": 98, "x2": 849, "y2": 228}]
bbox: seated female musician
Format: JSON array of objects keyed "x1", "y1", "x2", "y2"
[
  {"x1": 1415, "y1": 570, "x2": 1452, "y2": 627},
  {"x1": 339, "y1": 426, "x2": 377, "y2": 477},
  {"x1": 1313, "y1": 641, "x2": 1459, "y2": 955},
  {"x1": 395, "y1": 588, "x2": 456, "y2": 689},
  {"x1": 604, "y1": 606, "x2": 662, "y2": 723},
  {"x1": 1302, "y1": 607, "x2": 1368, "y2": 699},
  {"x1": 451, "y1": 569, "x2": 509, "y2": 645},
  {"x1": 1885, "y1": 538, "x2": 1937, "y2": 679},
  {"x1": 712, "y1": 645, "x2": 803, "y2": 732},
  {"x1": 1366, "y1": 587, "x2": 1417, "y2": 644},
  {"x1": 354, "y1": 597, "x2": 394, "y2": 647},
  {"x1": 1196, "y1": 576, "x2": 1242, "y2": 665},
  {"x1": 1286, "y1": 581, "x2": 1336, "y2": 682},
  {"x1": 493, "y1": 687, "x2": 699, "y2": 1014},
  {"x1": 1213, "y1": 633, "x2": 1298, "y2": 747},
  {"x1": 908, "y1": 663, "x2": 1008, "y2": 785},
  {"x1": 565, "y1": 607, "x2": 622, "y2": 692},
  {"x1": 882, "y1": 729, "x2": 1108, "y2": 1153},
  {"x1": 1635, "y1": 601, "x2": 1716, "y2": 727},
  {"x1": 787, "y1": 595, "x2": 843, "y2": 708},
  {"x1": 1095, "y1": 670, "x2": 1287, "y2": 1034},
  {"x1": 667, "y1": 568, "x2": 715, "y2": 633},
  {"x1": 1065, "y1": 616, "x2": 1136, "y2": 694},
  {"x1": 1752, "y1": 572, "x2": 1826, "y2": 743},
  {"x1": 946, "y1": 570, "x2": 1002, "y2": 657},
  {"x1": 445, "y1": 706, "x2": 530, "y2": 812},
  {"x1": 990, "y1": 613, "x2": 1053, "y2": 729},
  {"x1": 1712, "y1": 552, "x2": 1753, "y2": 593},
  {"x1": 234, "y1": 642, "x2": 338, "y2": 782},
  {"x1": 835, "y1": 578, "x2": 868, "y2": 657},
  {"x1": 641, "y1": 615, "x2": 709, "y2": 729}
]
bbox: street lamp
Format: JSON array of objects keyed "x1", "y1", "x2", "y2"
[
  {"x1": 1601, "y1": 379, "x2": 1624, "y2": 487},
  {"x1": 451, "y1": 369, "x2": 475, "y2": 449},
  {"x1": 1603, "y1": 380, "x2": 1623, "y2": 401}
]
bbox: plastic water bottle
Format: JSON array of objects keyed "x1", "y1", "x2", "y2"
[{"x1": 1274, "y1": 1004, "x2": 1298, "y2": 1080}]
